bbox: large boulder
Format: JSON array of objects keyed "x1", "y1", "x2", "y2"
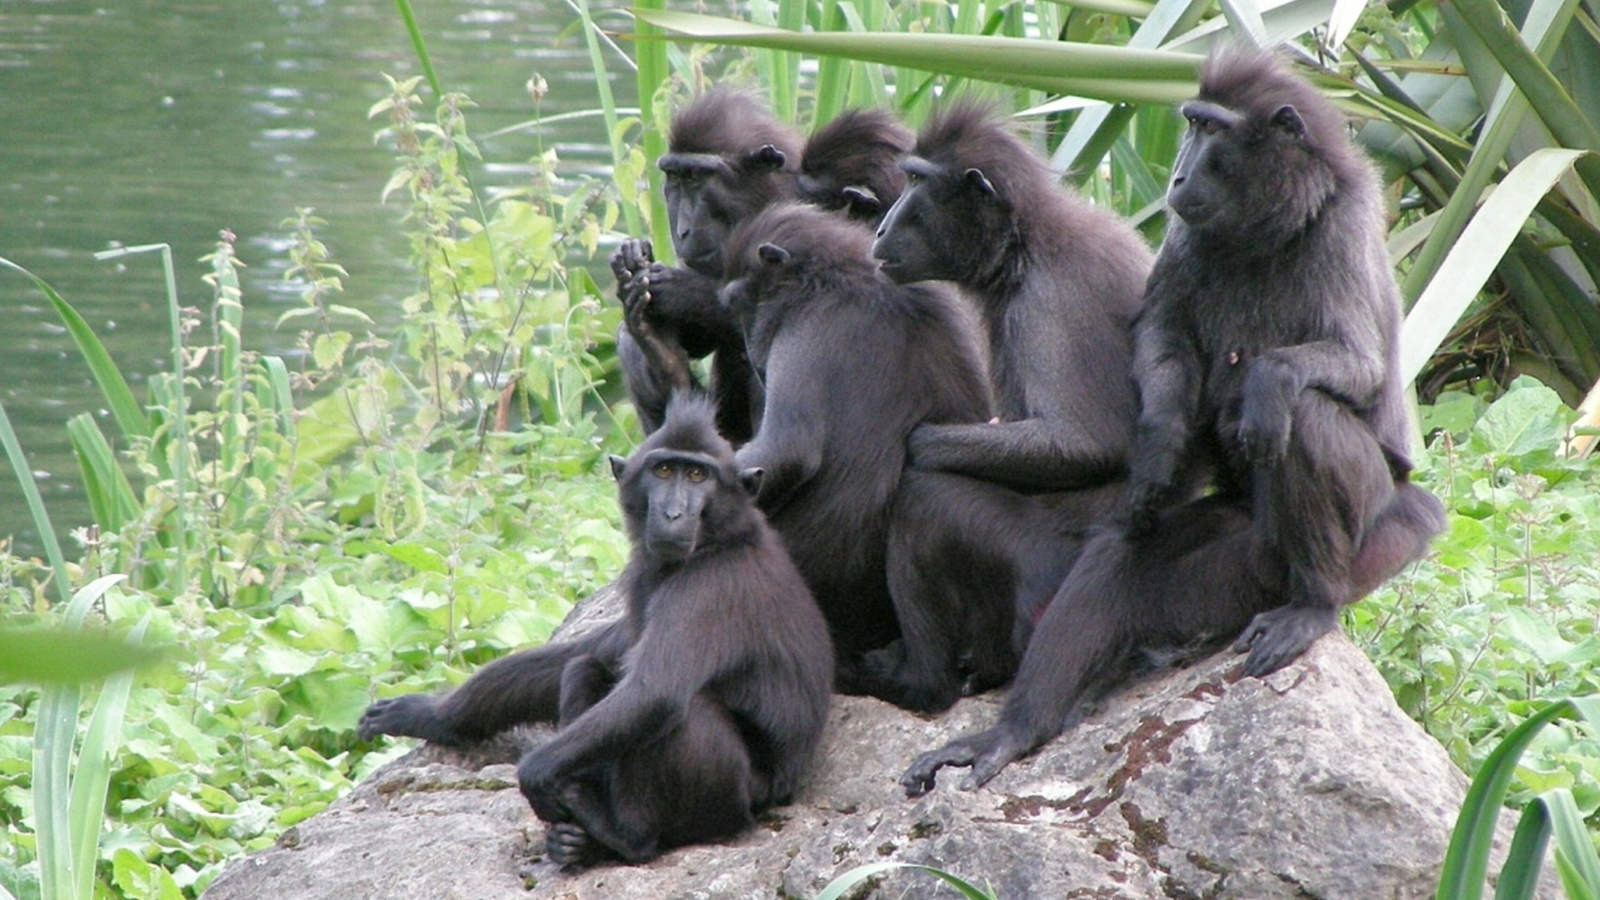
[{"x1": 203, "y1": 597, "x2": 1516, "y2": 900}]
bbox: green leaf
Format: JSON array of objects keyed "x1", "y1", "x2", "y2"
[
  {"x1": 70, "y1": 615, "x2": 152, "y2": 900},
  {"x1": 67, "y1": 412, "x2": 141, "y2": 533},
  {"x1": 377, "y1": 542, "x2": 450, "y2": 574},
  {"x1": 815, "y1": 862, "x2": 997, "y2": 900},
  {"x1": 1544, "y1": 788, "x2": 1600, "y2": 897},
  {"x1": 1435, "y1": 698, "x2": 1600, "y2": 900},
  {"x1": 1470, "y1": 378, "x2": 1570, "y2": 457},
  {"x1": 0, "y1": 628, "x2": 167, "y2": 684},
  {"x1": 0, "y1": 255, "x2": 151, "y2": 442},
  {"x1": 1400, "y1": 148, "x2": 1592, "y2": 383},
  {"x1": 1491, "y1": 798, "x2": 1550, "y2": 900},
  {"x1": 633, "y1": 10, "x2": 1204, "y2": 104}
]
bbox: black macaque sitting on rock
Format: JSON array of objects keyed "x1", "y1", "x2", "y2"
[
  {"x1": 714, "y1": 202, "x2": 991, "y2": 678},
  {"x1": 857, "y1": 101, "x2": 1153, "y2": 713},
  {"x1": 608, "y1": 89, "x2": 802, "y2": 443},
  {"x1": 901, "y1": 47, "x2": 1445, "y2": 795},
  {"x1": 358, "y1": 395, "x2": 833, "y2": 867}
]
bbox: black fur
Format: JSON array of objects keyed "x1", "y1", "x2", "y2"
[
  {"x1": 859, "y1": 102, "x2": 1153, "y2": 712},
  {"x1": 721, "y1": 203, "x2": 991, "y2": 674},
  {"x1": 610, "y1": 90, "x2": 802, "y2": 441},
  {"x1": 359, "y1": 395, "x2": 832, "y2": 866},
  {"x1": 612, "y1": 97, "x2": 917, "y2": 443},
  {"x1": 798, "y1": 108, "x2": 914, "y2": 222},
  {"x1": 900, "y1": 49, "x2": 1445, "y2": 795}
]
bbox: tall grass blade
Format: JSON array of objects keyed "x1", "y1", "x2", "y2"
[
  {"x1": 392, "y1": 0, "x2": 443, "y2": 100},
  {"x1": 1217, "y1": 0, "x2": 1268, "y2": 46},
  {"x1": 633, "y1": 11, "x2": 1204, "y2": 104},
  {"x1": 814, "y1": 862, "x2": 996, "y2": 900},
  {"x1": 0, "y1": 256, "x2": 149, "y2": 442},
  {"x1": 31, "y1": 576, "x2": 122, "y2": 900},
  {"x1": 1448, "y1": 0, "x2": 1600, "y2": 194},
  {"x1": 1323, "y1": 0, "x2": 1368, "y2": 52},
  {"x1": 69, "y1": 611, "x2": 148, "y2": 900},
  {"x1": 1400, "y1": 148, "x2": 1591, "y2": 382},
  {"x1": 262, "y1": 356, "x2": 297, "y2": 440},
  {"x1": 1048, "y1": 0, "x2": 1207, "y2": 177},
  {"x1": 633, "y1": 0, "x2": 673, "y2": 256},
  {"x1": 1544, "y1": 787, "x2": 1600, "y2": 895},
  {"x1": 1490, "y1": 798, "x2": 1550, "y2": 900},
  {"x1": 812, "y1": 1, "x2": 851, "y2": 126},
  {"x1": 0, "y1": 400, "x2": 73, "y2": 605},
  {"x1": 95, "y1": 244, "x2": 189, "y2": 592},
  {"x1": 66, "y1": 413, "x2": 140, "y2": 534},
  {"x1": 1434, "y1": 697, "x2": 1600, "y2": 900},
  {"x1": 572, "y1": 0, "x2": 643, "y2": 235},
  {"x1": 1162, "y1": 0, "x2": 1336, "y2": 52}
]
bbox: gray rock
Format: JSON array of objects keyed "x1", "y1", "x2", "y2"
[{"x1": 203, "y1": 594, "x2": 1525, "y2": 900}]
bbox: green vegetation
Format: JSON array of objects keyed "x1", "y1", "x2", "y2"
[{"x1": 1, "y1": 0, "x2": 1598, "y2": 897}]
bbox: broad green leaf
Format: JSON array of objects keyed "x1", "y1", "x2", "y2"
[
  {"x1": 378, "y1": 542, "x2": 450, "y2": 574},
  {"x1": 1470, "y1": 377, "x2": 1569, "y2": 457},
  {"x1": 1400, "y1": 148, "x2": 1590, "y2": 382},
  {"x1": 633, "y1": 10, "x2": 1204, "y2": 105},
  {"x1": 0, "y1": 628, "x2": 166, "y2": 684}
]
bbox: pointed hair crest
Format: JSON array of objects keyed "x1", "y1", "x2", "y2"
[{"x1": 667, "y1": 88, "x2": 803, "y2": 165}]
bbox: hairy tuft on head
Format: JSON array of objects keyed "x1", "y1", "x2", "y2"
[
  {"x1": 725, "y1": 202, "x2": 876, "y2": 278},
  {"x1": 913, "y1": 100, "x2": 1054, "y2": 206},
  {"x1": 801, "y1": 109, "x2": 914, "y2": 208},
  {"x1": 647, "y1": 392, "x2": 735, "y2": 462},
  {"x1": 668, "y1": 89, "x2": 803, "y2": 163},
  {"x1": 1197, "y1": 47, "x2": 1348, "y2": 159}
]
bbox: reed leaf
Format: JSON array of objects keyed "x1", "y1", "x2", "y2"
[
  {"x1": 1400, "y1": 0, "x2": 1581, "y2": 303},
  {"x1": 1434, "y1": 697, "x2": 1600, "y2": 900},
  {"x1": 68, "y1": 612, "x2": 150, "y2": 900},
  {"x1": 32, "y1": 575, "x2": 125, "y2": 900},
  {"x1": 632, "y1": 11, "x2": 1204, "y2": 105},
  {"x1": 0, "y1": 255, "x2": 149, "y2": 442},
  {"x1": 0, "y1": 399, "x2": 73, "y2": 606},
  {"x1": 66, "y1": 413, "x2": 140, "y2": 534},
  {"x1": 1400, "y1": 148, "x2": 1592, "y2": 383},
  {"x1": 814, "y1": 862, "x2": 997, "y2": 900}
]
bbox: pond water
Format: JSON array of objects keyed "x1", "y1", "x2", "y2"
[{"x1": 0, "y1": 0, "x2": 629, "y2": 554}]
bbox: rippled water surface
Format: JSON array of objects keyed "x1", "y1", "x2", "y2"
[{"x1": 0, "y1": 0, "x2": 625, "y2": 552}]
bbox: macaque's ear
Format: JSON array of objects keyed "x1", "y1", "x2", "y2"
[
  {"x1": 609, "y1": 455, "x2": 628, "y2": 481},
  {"x1": 738, "y1": 467, "x2": 765, "y2": 497},
  {"x1": 1271, "y1": 104, "x2": 1306, "y2": 139},
  {"x1": 758, "y1": 244, "x2": 791, "y2": 267},
  {"x1": 964, "y1": 168, "x2": 997, "y2": 197}
]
